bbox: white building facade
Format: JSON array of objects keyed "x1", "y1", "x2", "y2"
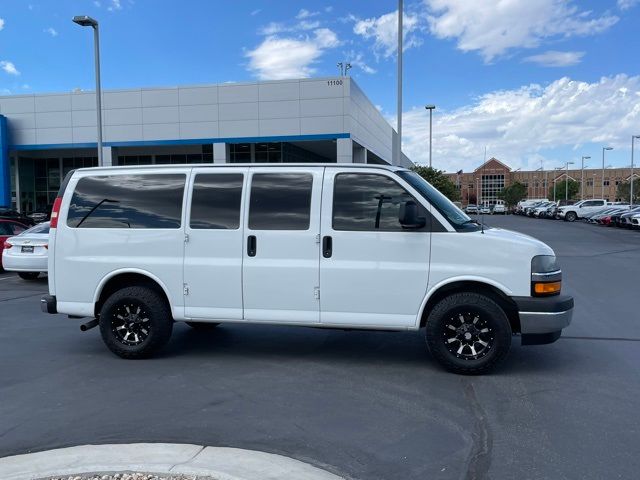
[{"x1": 0, "y1": 77, "x2": 411, "y2": 213}]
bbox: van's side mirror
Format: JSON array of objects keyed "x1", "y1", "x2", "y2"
[{"x1": 399, "y1": 201, "x2": 426, "y2": 229}]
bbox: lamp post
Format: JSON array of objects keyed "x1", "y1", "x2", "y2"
[
  {"x1": 632, "y1": 135, "x2": 640, "y2": 205},
  {"x1": 553, "y1": 167, "x2": 563, "y2": 202},
  {"x1": 601, "y1": 146, "x2": 613, "y2": 199},
  {"x1": 581, "y1": 156, "x2": 590, "y2": 200},
  {"x1": 395, "y1": 0, "x2": 403, "y2": 166},
  {"x1": 73, "y1": 15, "x2": 103, "y2": 166},
  {"x1": 535, "y1": 166, "x2": 542, "y2": 198},
  {"x1": 564, "y1": 161, "x2": 574, "y2": 202},
  {"x1": 425, "y1": 104, "x2": 436, "y2": 168}
]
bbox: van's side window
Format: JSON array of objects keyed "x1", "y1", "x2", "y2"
[
  {"x1": 248, "y1": 173, "x2": 312, "y2": 230},
  {"x1": 67, "y1": 174, "x2": 185, "y2": 229},
  {"x1": 190, "y1": 174, "x2": 243, "y2": 230},
  {"x1": 333, "y1": 173, "x2": 431, "y2": 232}
]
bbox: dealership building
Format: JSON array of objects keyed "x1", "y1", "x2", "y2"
[{"x1": 0, "y1": 77, "x2": 412, "y2": 213}]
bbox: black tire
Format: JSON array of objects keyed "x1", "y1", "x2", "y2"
[
  {"x1": 99, "y1": 286, "x2": 173, "y2": 359},
  {"x1": 18, "y1": 272, "x2": 39, "y2": 280},
  {"x1": 186, "y1": 321, "x2": 220, "y2": 330},
  {"x1": 565, "y1": 211, "x2": 577, "y2": 222},
  {"x1": 425, "y1": 292, "x2": 512, "y2": 375}
]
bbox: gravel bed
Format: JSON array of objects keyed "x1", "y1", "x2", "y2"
[{"x1": 40, "y1": 473, "x2": 217, "y2": 480}]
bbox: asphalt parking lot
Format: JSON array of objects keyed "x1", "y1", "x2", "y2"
[{"x1": 1, "y1": 215, "x2": 639, "y2": 480}]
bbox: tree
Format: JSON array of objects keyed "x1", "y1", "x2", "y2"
[
  {"x1": 616, "y1": 179, "x2": 640, "y2": 204},
  {"x1": 548, "y1": 180, "x2": 579, "y2": 201},
  {"x1": 411, "y1": 166, "x2": 461, "y2": 201},
  {"x1": 498, "y1": 181, "x2": 526, "y2": 208}
]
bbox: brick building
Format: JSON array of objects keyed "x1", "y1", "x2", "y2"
[{"x1": 446, "y1": 158, "x2": 639, "y2": 206}]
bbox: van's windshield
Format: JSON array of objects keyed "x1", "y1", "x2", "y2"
[{"x1": 397, "y1": 171, "x2": 480, "y2": 232}]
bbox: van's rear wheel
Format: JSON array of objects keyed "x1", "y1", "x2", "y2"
[
  {"x1": 99, "y1": 286, "x2": 173, "y2": 359},
  {"x1": 425, "y1": 292, "x2": 512, "y2": 375}
]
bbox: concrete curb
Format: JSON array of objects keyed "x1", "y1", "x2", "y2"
[{"x1": 0, "y1": 443, "x2": 344, "y2": 480}]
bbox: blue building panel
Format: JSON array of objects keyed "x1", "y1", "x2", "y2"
[{"x1": 0, "y1": 115, "x2": 10, "y2": 208}]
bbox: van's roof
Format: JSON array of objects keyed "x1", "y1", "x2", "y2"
[{"x1": 72, "y1": 163, "x2": 409, "y2": 174}]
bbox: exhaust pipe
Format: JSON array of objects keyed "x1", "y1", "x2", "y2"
[{"x1": 80, "y1": 318, "x2": 99, "y2": 332}]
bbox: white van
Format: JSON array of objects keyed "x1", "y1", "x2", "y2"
[{"x1": 42, "y1": 164, "x2": 573, "y2": 374}]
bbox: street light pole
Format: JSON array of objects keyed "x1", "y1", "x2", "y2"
[
  {"x1": 581, "y1": 156, "x2": 590, "y2": 200},
  {"x1": 632, "y1": 136, "x2": 640, "y2": 205},
  {"x1": 565, "y1": 161, "x2": 574, "y2": 202},
  {"x1": 553, "y1": 167, "x2": 563, "y2": 202},
  {"x1": 425, "y1": 104, "x2": 436, "y2": 168},
  {"x1": 602, "y1": 146, "x2": 613, "y2": 199},
  {"x1": 73, "y1": 15, "x2": 103, "y2": 167},
  {"x1": 395, "y1": 0, "x2": 403, "y2": 166}
]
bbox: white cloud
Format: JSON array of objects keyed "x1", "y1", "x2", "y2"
[
  {"x1": 523, "y1": 50, "x2": 584, "y2": 67},
  {"x1": 297, "y1": 9, "x2": 320, "y2": 19},
  {"x1": 618, "y1": 0, "x2": 639, "y2": 10},
  {"x1": 346, "y1": 51, "x2": 377, "y2": 74},
  {"x1": 44, "y1": 27, "x2": 58, "y2": 37},
  {"x1": 94, "y1": 1, "x2": 101, "y2": 7},
  {"x1": 353, "y1": 10, "x2": 421, "y2": 59},
  {"x1": 259, "y1": 22, "x2": 286, "y2": 35},
  {"x1": 298, "y1": 20, "x2": 321, "y2": 30},
  {"x1": 108, "y1": 0, "x2": 122, "y2": 11},
  {"x1": 246, "y1": 28, "x2": 339, "y2": 80},
  {"x1": 0, "y1": 18, "x2": 4, "y2": 30},
  {"x1": 250, "y1": 9, "x2": 261, "y2": 16},
  {"x1": 0, "y1": 61, "x2": 20, "y2": 76},
  {"x1": 425, "y1": 0, "x2": 618, "y2": 62},
  {"x1": 401, "y1": 75, "x2": 640, "y2": 171}
]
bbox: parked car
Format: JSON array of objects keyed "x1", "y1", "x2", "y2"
[
  {"x1": 516, "y1": 199, "x2": 548, "y2": 215},
  {"x1": 465, "y1": 204, "x2": 478, "y2": 214},
  {"x1": 590, "y1": 207, "x2": 629, "y2": 225},
  {"x1": 611, "y1": 206, "x2": 640, "y2": 228},
  {"x1": 532, "y1": 202, "x2": 555, "y2": 218},
  {"x1": 479, "y1": 205, "x2": 491, "y2": 214},
  {"x1": 41, "y1": 164, "x2": 574, "y2": 375},
  {"x1": 618, "y1": 207, "x2": 640, "y2": 228},
  {"x1": 545, "y1": 204, "x2": 559, "y2": 219},
  {"x1": 492, "y1": 204, "x2": 506, "y2": 214},
  {"x1": 0, "y1": 209, "x2": 35, "y2": 226},
  {"x1": 630, "y1": 213, "x2": 640, "y2": 229},
  {"x1": 0, "y1": 219, "x2": 29, "y2": 270},
  {"x1": 557, "y1": 199, "x2": 607, "y2": 222},
  {"x1": 1, "y1": 221, "x2": 50, "y2": 280}
]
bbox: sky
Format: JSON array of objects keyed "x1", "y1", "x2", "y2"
[{"x1": 0, "y1": 0, "x2": 639, "y2": 173}]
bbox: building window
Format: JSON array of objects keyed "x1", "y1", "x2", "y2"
[
  {"x1": 230, "y1": 143, "x2": 251, "y2": 163},
  {"x1": 604, "y1": 179, "x2": 610, "y2": 186},
  {"x1": 587, "y1": 179, "x2": 593, "y2": 187},
  {"x1": 255, "y1": 142, "x2": 282, "y2": 163},
  {"x1": 468, "y1": 184, "x2": 474, "y2": 189}
]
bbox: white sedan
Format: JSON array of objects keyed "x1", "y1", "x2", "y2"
[{"x1": 2, "y1": 221, "x2": 49, "y2": 280}]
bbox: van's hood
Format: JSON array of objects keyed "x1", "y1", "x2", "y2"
[{"x1": 481, "y1": 226, "x2": 554, "y2": 256}]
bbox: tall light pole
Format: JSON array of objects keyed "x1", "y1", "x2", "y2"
[
  {"x1": 632, "y1": 135, "x2": 640, "y2": 205},
  {"x1": 553, "y1": 167, "x2": 563, "y2": 202},
  {"x1": 535, "y1": 166, "x2": 542, "y2": 198},
  {"x1": 565, "y1": 161, "x2": 574, "y2": 202},
  {"x1": 581, "y1": 156, "x2": 590, "y2": 200},
  {"x1": 601, "y1": 146, "x2": 613, "y2": 199},
  {"x1": 395, "y1": 0, "x2": 403, "y2": 166},
  {"x1": 425, "y1": 104, "x2": 436, "y2": 168},
  {"x1": 73, "y1": 15, "x2": 103, "y2": 167}
]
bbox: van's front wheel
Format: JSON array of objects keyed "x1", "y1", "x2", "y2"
[
  {"x1": 99, "y1": 286, "x2": 173, "y2": 359},
  {"x1": 425, "y1": 292, "x2": 512, "y2": 375}
]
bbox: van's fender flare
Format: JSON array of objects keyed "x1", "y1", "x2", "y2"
[
  {"x1": 415, "y1": 276, "x2": 514, "y2": 328},
  {"x1": 93, "y1": 268, "x2": 176, "y2": 307}
]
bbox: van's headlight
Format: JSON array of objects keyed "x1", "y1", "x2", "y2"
[{"x1": 531, "y1": 255, "x2": 562, "y2": 296}]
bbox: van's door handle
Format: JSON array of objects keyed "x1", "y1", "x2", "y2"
[
  {"x1": 322, "y1": 236, "x2": 332, "y2": 258},
  {"x1": 247, "y1": 235, "x2": 257, "y2": 257}
]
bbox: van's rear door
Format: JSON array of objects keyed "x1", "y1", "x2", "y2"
[{"x1": 183, "y1": 167, "x2": 248, "y2": 320}]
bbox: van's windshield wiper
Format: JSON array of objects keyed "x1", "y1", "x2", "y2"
[{"x1": 76, "y1": 198, "x2": 119, "y2": 228}]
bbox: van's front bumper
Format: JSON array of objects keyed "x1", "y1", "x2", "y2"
[{"x1": 513, "y1": 295, "x2": 574, "y2": 345}]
